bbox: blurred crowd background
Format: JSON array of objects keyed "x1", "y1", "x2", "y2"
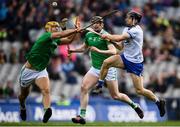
[{"x1": 0, "y1": 0, "x2": 179, "y2": 101}]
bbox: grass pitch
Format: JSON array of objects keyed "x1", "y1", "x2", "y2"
[{"x1": 0, "y1": 121, "x2": 180, "y2": 126}]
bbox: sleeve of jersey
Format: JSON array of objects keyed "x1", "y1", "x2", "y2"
[
  {"x1": 106, "y1": 40, "x2": 111, "y2": 45},
  {"x1": 39, "y1": 32, "x2": 52, "y2": 42},
  {"x1": 54, "y1": 38, "x2": 61, "y2": 45},
  {"x1": 126, "y1": 27, "x2": 137, "y2": 39},
  {"x1": 104, "y1": 32, "x2": 111, "y2": 45},
  {"x1": 84, "y1": 32, "x2": 90, "y2": 46}
]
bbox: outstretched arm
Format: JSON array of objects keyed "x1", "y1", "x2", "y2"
[
  {"x1": 51, "y1": 29, "x2": 79, "y2": 39},
  {"x1": 90, "y1": 44, "x2": 117, "y2": 55},
  {"x1": 59, "y1": 33, "x2": 77, "y2": 45},
  {"x1": 68, "y1": 43, "x2": 89, "y2": 54},
  {"x1": 109, "y1": 41, "x2": 124, "y2": 50},
  {"x1": 101, "y1": 33, "x2": 129, "y2": 42}
]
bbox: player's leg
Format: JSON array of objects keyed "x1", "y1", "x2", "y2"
[
  {"x1": 95, "y1": 55, "x2": 124, "y2": 91},
  {"x1": 35, "y1": 77, "x2": 51, "y2": 109},
  {"x1": 18, "y1": 86, "x2": 31, "y2": 108},
  {"x1": 35, "y1": 76, "x2": 52, "y2": 123},
  {"x1": 18, "y1": 66, "x2": 33, "y2": 121},
  {"x1": 72, "y1": 69, "x2": 99, "y2": 124},
  {"x1": 18, "y1": 85, "x2": 31, "y2": 121},
  {"x1": 106, "y1": 80, "x2": 144, "y2": 119},
  {"x1": 130, "y1": 74, "x2": 166, "y2": 117},
  {"x1": 100, "y1": 55, "x2": 124, "y2": 80}
]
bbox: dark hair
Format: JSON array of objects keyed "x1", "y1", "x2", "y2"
[
  {"x1": 91, "y1": 16, "x2": 103, "y2": 23},
  {"x1": 128, "y1": 11, "x2": 142, "y2": 23}
]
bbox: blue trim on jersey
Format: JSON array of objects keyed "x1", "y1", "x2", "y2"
[
  {"x1": 127, "y1": 31, "x2": 133, "y2": 38},
  {"x1": 120, "y1": 54, "x2": 143, "y2": 76}
]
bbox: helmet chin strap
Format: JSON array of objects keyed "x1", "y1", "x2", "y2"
[
  {"x1": 129, "y1": 18, "x2": 137, "y2": 27},
  {"x1": 126, "y1": 18, "x2": 135, "y2": 27}
]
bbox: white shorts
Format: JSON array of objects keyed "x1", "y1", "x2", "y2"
[
  {"x1": 19, "y1": 66, "x2": 48, "y2": 87},
  {"x1": 88, "y1": 67, "x2": 117, "y2": 81}
]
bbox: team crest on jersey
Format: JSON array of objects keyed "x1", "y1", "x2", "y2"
[{"x1": 88, "y1": 37, "x2": 101, "y2": 43}]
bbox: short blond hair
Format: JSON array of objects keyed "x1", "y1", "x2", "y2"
[{"x1": 45, "y1": 21, "x2": 60, "y2": 31}]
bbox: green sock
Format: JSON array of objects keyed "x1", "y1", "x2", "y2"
[
  {"x1": 80, "y1": 109, "x2": 86, "y2": 118},
  {"x1": 129, "y1": 101, "x2": 138, "y2": 109}
]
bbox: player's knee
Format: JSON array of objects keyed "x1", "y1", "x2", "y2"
[
  {"x1": 18, "y1": 92, "x2": 28, "y2": 99},
  {"x1": 135, "y1": 88, "x2": 144, "y2": 95},
  {"x1": 111, "y1": 93, "x2": 119, "y2": 100},
  {"x1": 112, "y1": 96, "x2": 118, "y2": 100},
  {"x1": 19, "y1": 87, "x2": 30, "y2": 96},
  {"x1": 103, "y1": 59, "x2": 111, "y2": 68},
  {"x1": 18, "y1": 95, "x2": 24, "y2": 100},
  {"x1": 41, "y1": 88, "x2": 50, "y2": 96},
  {"x1": 81, "y1": 85, "x2": 89, "y2": 93}
]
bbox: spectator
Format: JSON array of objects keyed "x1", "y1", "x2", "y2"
[
  {"x1": 74, "y1": 56, "x2": 87, "y2": 76},
  {"x1": 166, "y1": 70, "x2": 180, "y2": 88},
  {"x1": 47, "y1": 55, "x2": 62, "y2": 80},
  {"x1": 62, "y1": 57, "x2": 77, "y2": 85},
  {"x1": 0, "y1": 85, "x2": 3, "y2": 98},
  {"x1": 0, "y1": 49, "x2": 7, "y2": 64},
  {"x1": 0, "y1": 2, "x2": 8, "y2": 22},
  {"x1": 3, "y1": 80, "x2": 15, "y2": 98},
  {"x1": 61, "y1": 57, "x2": 78, "y2": 98},
  {"x1": 19, "y1": 40, "x2": 30, "y2": 63},
  {"x1": 9, "y1": 46, "x2": 18, "y2": 64},
  {"x1": 146, "y1": 73, "x2": 167, "y2": 94}
]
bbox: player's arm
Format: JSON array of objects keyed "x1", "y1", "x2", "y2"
[
  {"x1": 107, "y1": 41, "x2": 124, "y2": 50},
  {"x1": 51, "y1": 29, "x2": 79, "y2": 39},
  {"x1": 109, "y1": 41, "x2": 124, "y2": 50},
  {"x1": 68, "y1": 43, "x2": 89, "y2": 53},
  {"x1": 101, "y1": 33, "x2": 130, "y2": 42},
  {"x1": 101, "y1": 33, "x2": 128, "y2": 50},
  {"x1": 90, "y1": 44, "x2": 117, "y2": 55},
  {"x1": 59, "y1": 34, "x2": 77, "y2": 45}
]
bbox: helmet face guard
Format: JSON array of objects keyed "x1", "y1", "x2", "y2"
[
  {"x1": 91, "y1": 16, "x2": 103, "y2": 23},
  {"x1": 45, "y1": 21, "x2": 60, "y2": 31},
  {"x1": 127, "y1": 11, "x2": 142, "y2": 23}
]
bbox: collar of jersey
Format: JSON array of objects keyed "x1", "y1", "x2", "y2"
[{"x1": 100, "y1": 29, "x2": 105, "y2": 34}]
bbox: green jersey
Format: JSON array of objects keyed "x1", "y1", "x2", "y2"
[
  {"x1": 85, "y1": 29, "x2": 110, "y2": 69},
  {"x1": 25, "y1": 32, "x2": 61, "y2": 71}
]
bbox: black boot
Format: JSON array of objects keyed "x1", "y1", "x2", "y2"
[
  {"x1": 156, "y1": 99, "x2": 166, "y2": 117},
  {"x1": 42, "y1": 108, "x2": 52, "y2": 123},
  {"x1": 20, "y1": 108, "x2": 26, "y2": 121},
  {"x1": 72, "y1": 115, "x2": 86, "y2": 124},
  {"x1": 134, "y1": 105, "x2": 144, "y2": 119}
]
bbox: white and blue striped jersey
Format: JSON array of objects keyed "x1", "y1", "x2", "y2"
[{"x1": 122, "y1": 25, "x2": 144, "y2": 63}]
